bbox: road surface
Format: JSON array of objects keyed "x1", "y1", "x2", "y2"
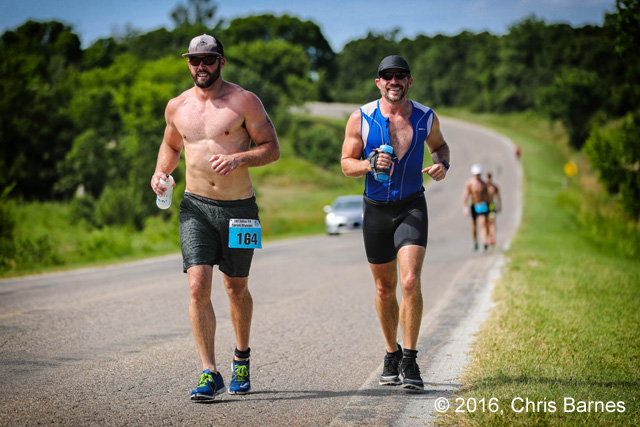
[{"x1": 0, "y1": 105, "x2": 521, "y2": 426}]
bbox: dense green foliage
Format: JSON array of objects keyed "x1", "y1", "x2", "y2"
[
  {"x1": 1, "y1": 0, "x2": 639, "y2": 267},
  {"x1": 585, "y1": 110, "x2": 640, "y2": 220}
]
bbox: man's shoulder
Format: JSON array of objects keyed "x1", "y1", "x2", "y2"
[
  {"x1": 221, "y1": 81, "x2": 262, "y2": 105},
  {"x1": 410, "y1": 100, "x2": 432, "y2": 113},
  {"x1": 359, "y1": 100, "x2": 378, "y2": 117},
  {"x1": 166, "y1": 89, "x2": 194, "y2": 114}
]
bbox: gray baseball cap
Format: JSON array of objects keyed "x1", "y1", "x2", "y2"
[
  {"x1": 377, "y1": 55, "x2": 411, "y2": 75},
  {"x1": 182, "y1": 34, "x2": 224, "y2": 58}
]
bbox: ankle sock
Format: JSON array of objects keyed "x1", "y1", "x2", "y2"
[
  {"x1": 403, "y1": 349, "x2": 418, "y2": 359},
  {"x1": 234, "y1": 347, "x2": 251, "y2": 359}
]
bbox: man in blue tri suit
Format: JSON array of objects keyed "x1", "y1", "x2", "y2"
[{"x1": 341, "y1": 55, "x2": 451, "y2": 390}]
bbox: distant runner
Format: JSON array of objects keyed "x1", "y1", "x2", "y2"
[
  {"x1": 462, "y1": 164, "x2": 490, "y2": 251},
  {"x1": 486, "y1": 172, "x2": 502, "y2": 247}
]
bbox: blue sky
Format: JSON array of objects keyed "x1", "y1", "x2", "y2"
[{"x1": 1, "y1": 0, "x2": 615, "y2": 51}]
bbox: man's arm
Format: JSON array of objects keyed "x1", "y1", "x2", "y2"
[
  {"x1": 151, "y1": 99, "x2": 184, "y2": 196},
  {"x1": 209, "y1": 90, "x2": 280, "y2": 175},
  {"x1": 341, "y1": 110, "x2": 372, "y2": 178},
  {"x1": 421, "y1": 114, "x2": 450, "y2": 180},
  {"x1": 495, "y1": 186, "x2": 502, "y2": 212},
  {"x1": 462, "y1": 181, "x2": 471, "y2": 215}
]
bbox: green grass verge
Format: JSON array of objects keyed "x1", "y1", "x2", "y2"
[{"x1": 435, "y1": 109, "x2": 640, "y2": 426}]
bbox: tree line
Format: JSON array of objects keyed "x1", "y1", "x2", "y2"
[{"x1": 1, "y1": 0, "x2": 638, "y2": 222}]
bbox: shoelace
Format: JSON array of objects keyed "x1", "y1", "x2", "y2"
[
  {"x1": 402, "y1": 359, "x2": 421, "y2": 378},
  {"x1": 198, "y1": 373, "x2": 213, "y2": 387},
  {"x1": 383, "y1": 355, "x2": 400, "y2": 373},
  {"x1": 233, "y1": 364, "x2": 249, "y2": 381}
]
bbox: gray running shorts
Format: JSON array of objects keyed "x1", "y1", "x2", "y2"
[{"x1": 179, "y1": 192, "x2": 259, "y2": 277}]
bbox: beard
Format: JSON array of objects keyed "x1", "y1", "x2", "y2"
[
  {"x1": 382, "y1": 84, "x2": 409, "y2": 103},
  {"x1": 191, "y1": 63, "x2": 221, "y2": 88}
]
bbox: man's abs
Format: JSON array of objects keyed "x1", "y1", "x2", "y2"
[{"x1": 185, "y1": 166, "x2": 254, "y2": 200}]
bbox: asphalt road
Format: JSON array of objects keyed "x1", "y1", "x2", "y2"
[{"x1": 0, "y1": 105, "x2": 522, "y2": 426}]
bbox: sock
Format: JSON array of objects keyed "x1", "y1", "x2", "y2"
[
  {"x1": 403, "y1": 349, "x2": 418, "y2": 359},
  {"x1": 234, "y1": 347, "x2": 251, "y2": 359},
  {"x1": 387, "y1": 343, "x2": 402, "y2": 357}
]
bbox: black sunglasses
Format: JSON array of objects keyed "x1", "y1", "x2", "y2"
[
  {"x1": 379, "y1": 72, "x2": 410, "y2": 81},
  {"x1": 189, "y1": 56, "x2": 219, "y2": 66}
]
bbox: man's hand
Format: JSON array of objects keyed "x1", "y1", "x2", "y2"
[
  {"x1": 209, "y1": 154, "x2": 239, "y2": 176},
  {"x1": 367, "y1": 149, "x2": 392, "y2": 174},
  {"x1": 422, "y1": 162, "x2": 447, "y2": 181},
  {"x1": 151, "y1": 171, "x2": 175, "y2": 196}
]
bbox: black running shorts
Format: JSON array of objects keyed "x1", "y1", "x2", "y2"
[
  {"x1": 179, "y1": 192, "x2": 259, "y2": 277},
  {"x1": 362, "y1": 192, "x2": 429, "y2": 264}
]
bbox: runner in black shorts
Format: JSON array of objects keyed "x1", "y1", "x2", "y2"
[
  {"x1": 363, "y1": 192, "x2": 428, "y2": 264},
  {"x1": 341, "y1": 55, "x2": 451, "y2": 390},
  {"x1": 180, "y1": 192, "x2": 259, "y2": 277}
]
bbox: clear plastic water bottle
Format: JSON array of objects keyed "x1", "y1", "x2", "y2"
[
  {"x1": 156, "y1": 174, "x2": 174, "y2": 209},
  {"x1": 375, "y1": 144, "x2": 394, "y2": 182}
]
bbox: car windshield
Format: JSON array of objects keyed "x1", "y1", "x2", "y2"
[{"x1": 334, "y1": 199, "x2": 361, "y2": 210}]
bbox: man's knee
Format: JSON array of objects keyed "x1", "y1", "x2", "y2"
[
  {"x1": 376, "y1": 284, "x2": 396, "y2": 301},
  {"x1": 189, "y1": 281, "x2": 211, "y2": 304},
  {"x1": 400, "y1": 273, "x2": 421, "y2": 295},
  {"x1": 224, "y1": 277, "x2": 250, "y2": 299}
]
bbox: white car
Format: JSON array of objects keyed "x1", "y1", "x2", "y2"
[{"x1": 323, "y1": 195, "x2": 364, "y2": 235}]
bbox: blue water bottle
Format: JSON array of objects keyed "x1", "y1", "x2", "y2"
[{"x1": 375, "y1": 144, "x2": 394, "y2": 182}]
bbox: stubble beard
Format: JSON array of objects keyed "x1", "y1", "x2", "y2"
[{"x1": 383, "y1": 84, "x2": 409, "y2": 103}]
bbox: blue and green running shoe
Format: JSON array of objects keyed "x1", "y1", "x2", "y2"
[
  {"x1": 190, "y1": 369, "x2": 226, "y2": 401},
  {"x1": 229, "y1": 360, "x2": 251, "y2": 395}
]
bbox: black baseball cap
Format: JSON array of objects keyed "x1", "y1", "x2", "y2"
[{"x1": 377, "y1": 55, "x2": 411, "y2": 75}]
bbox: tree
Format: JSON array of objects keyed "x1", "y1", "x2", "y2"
[
  {"x1": 170, "y1": 0, "x2": 219, "y2": 28},
  {"x1": 494, "y1": 16, "x2": 551, "y2": 111},
  {"x1": 0, "y1": 20, "x2": 81, "y2": 199},
  {"x1": 330, "y1": 31, "x2": 399, "y2": 102},
  {"x1": 221, "y1": 14, "x2": 334, "y2": 73},
  {"x1": 585, "y1": 110, "x2": 640, "y2": 221},
  {"x1": 606, "y1": 0, "x2": 640, "y2": 115},
  {"x1": 224, "y1": 39, "x2": 315, "y2": 108},
  {"x1": 537, "y1": 69, "x2": 604, "y2": 148}
]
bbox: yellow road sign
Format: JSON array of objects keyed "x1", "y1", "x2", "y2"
[{"x1": 564, "y1": 161, "x2": 578, "y2": 178}]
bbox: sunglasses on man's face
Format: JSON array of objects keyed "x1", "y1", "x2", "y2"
[
  {"x1": 189, "y1": 56, "x2": 219, "y2": 66},
  {"x1": 379, "y1": 72, "x2": 410, "y2": 81}
]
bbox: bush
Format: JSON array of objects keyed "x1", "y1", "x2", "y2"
[
  {"x1": 69, "y1": 194, "x2": 98, "y2": 226},
  {"x1": 585, "y1": 110, "x2": 640, "y2": 221},
  {"x1": 95, "y1": 186, "x2": 146, "y2": 229},
  {"x1": 291, "y1": 119, "x2": 344, "y2": 168}
]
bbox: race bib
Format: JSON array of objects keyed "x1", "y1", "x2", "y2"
[
  {"x1": 229, "y1": 219, "x2": 262, "y2": 249},
  {"x1": 474, "y1": 202, "x2": 489, "y2": 214}
]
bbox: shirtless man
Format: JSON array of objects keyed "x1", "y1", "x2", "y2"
[
  {"x1": 486, "y1": 172, "x2": 502, "y2": 247},
  {"x1": 150, "y1": 34, "x2": 279, "y2": 401},
  {"x1": 462, "y1": 164, "x2": 490, "y2": 251},
  {"x1": 342, "y1": 55, "x2": 450, "y2": 390}
]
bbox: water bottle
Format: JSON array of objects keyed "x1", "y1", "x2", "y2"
[
  {"x1": 156, "y1": 174, "x2": 174, "y2": 209},
  {"x1": 375, "y1": 144, "x2": 394, "y2": 182}
]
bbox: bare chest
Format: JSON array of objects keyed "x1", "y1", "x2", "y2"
[
  {"x1": 173, "y1": 102, "x2": 246, "y2": 144},
  {"x1": 388, "y1": 117, "x2": 414, "y2": 160}
]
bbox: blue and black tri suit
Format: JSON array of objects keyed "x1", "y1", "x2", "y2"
[{"x1": 359, "y1": 100, "x2": 435, "y2": 264}]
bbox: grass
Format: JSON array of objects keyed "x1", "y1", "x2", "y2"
[{"x1": 435, "y1": 110, "x2": 640, "y2": 426}]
